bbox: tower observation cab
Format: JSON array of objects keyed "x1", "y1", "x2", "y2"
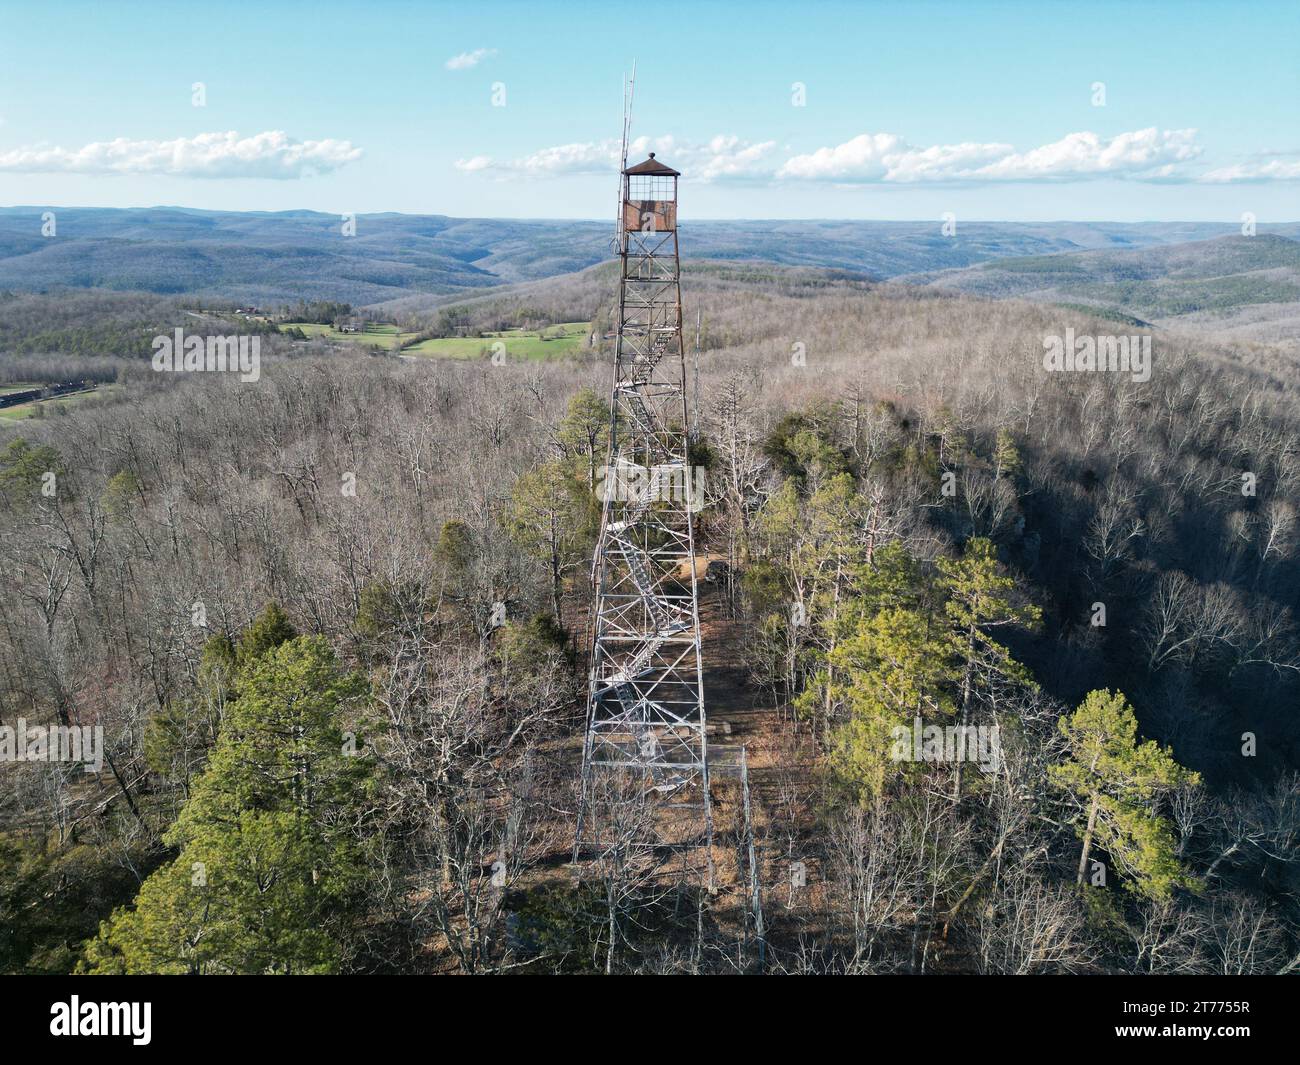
[{"x1": 621, "y1": 152, "x2": 679, "y2": 234}]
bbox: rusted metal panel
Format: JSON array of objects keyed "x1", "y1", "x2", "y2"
[{"x1": 623, "y1": 199, "x2": 677, "y2": 233}]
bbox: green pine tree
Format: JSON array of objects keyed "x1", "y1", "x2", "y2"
[
  {"x1": 936, "y1": 538, "x2": 1041, "y2": 797},
  {"x1": 993, "y1": 427, "x2": 1022, "y2": 480},
  {"x1": 823, "y1": 606, "x2": 959, "y2": 802},
  {"x1": 558, "y1": 387, "x2": 611, "y2": 490},
  {"x1": 81, "y1": 637, "x2": 374, "y2": 974},
  {"x1": 236, "y1": 602, "x2": 298, "y2": 663},
  {"x1": 1049, "y1": 689, "x2": 1201, "y2": 901},
  {"x1": 0, "y1": 438, "x2": 65, "y2": 503},
  {"x1": 506, "y1": 460, "x2": 596, "y2": 624}
]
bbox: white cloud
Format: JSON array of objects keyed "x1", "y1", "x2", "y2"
[
  {"x1": 0, "y1": 130, "x2": 362, "y2": 179},
  {"x1": 455, "y1": 134, "x2": 777, "y2": 182},
  {"x1": 1200, "y1": 159, "x2": 1300, "y2": 183},
  {"x1": 776, "y1": 133, "x2": 1012, "y2": 182},
  {"x1": 777, "y1": 132, "x2": 899, "y2": 181},
  {"x1": 972, "y1": 128, "x2": 1201, "y2": 181},
  {"x1": 513, "y1": 138, "x2": 620, "y2": 175},
  {"x1": 445, "y1": 48, "x2": 496, "y2": 71},
  {"x1": 454, "y1": 154, "x2": 493, "y2": 172},
  {"x1": 884, "y1": 141, "x2": 1018, "y2": 182},
  {"x1": 779, "y1": 127, "x2": 1202, "y2": 183},
  {"x1": 686, "y1": 134, "x2": 779, "y2": 181}
]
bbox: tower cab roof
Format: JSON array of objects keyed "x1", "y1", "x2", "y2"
[{"x1": 623, "y1": 153, "x2": 680, "y2": 176}]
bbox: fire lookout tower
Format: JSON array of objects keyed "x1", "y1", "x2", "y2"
[{"x1": 575, "y1": 152, "x2": 713, "y2": 864}]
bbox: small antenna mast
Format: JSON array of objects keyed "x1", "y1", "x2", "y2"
[
  {"x1": 624, "y1": 61, "x2": 636, "y2": 164},
  {"x1": 613, "y1": 63, "x2": 636, "y2": 251}
]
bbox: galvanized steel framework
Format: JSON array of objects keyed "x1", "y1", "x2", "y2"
[{"x1": 575, "y1": 154, "x2": 713, "y2": 860}]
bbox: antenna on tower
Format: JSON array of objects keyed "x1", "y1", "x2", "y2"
[
  {"x1": 623, "y1": 61, "x2": 636, "y2": 163},
  {"x1": 612, "y1": 63, "x2": 636, "y2": 252}
]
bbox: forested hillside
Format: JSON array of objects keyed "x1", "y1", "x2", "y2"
[
  {"x1": 913, "y1": 233, "x2": 1300, "y2": 345},
  {"x1": 4, "y1": 206, "x2": 1294, "y2": 304},
  {"x1": 2, "y1": 271, "x2": 1297, "y2": 973}
]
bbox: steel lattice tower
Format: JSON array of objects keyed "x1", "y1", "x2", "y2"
[{"x1": 575, "y1": 152, "x2": 713, "y2": 863}]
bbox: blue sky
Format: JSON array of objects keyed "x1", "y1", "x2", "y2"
[{"x1": 0, "y1": 0, "x2": 1296, "y2": 220}]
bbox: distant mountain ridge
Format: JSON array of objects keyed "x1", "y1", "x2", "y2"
[
  {"x1": 2, "y1": 206, "x2": 1296, "y2": 306},
  {"x1": 910, "y1": 233, "x2": 1300, "y2": 344}
]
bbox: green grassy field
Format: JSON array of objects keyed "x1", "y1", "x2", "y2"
[
  {"x1": 403, "y1": 322, "x2": 591, "y2": 360},
  {"x1": 282, "y1": 320, "x2": 590, "y2": 360}
]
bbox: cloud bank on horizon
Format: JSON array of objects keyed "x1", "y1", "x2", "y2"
[
  {"x1": 0, "y1": 131, "x2": 363, "y2": 179},
  {"x1": 458, "y1": 127, "x2": 1295, "y2": 186},
  {"x1": 3, "y1": 125, "x2": 1293, "y2": 189}
]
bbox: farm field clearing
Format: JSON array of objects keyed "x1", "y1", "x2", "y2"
[
  {"x1": 282, "y1": 322, "x2": 419, "y2": 347},
  {"x1": 280, "y1": 320, "x2": 590, "y2": 359},
  {"x1": 403, "y1": 321, "x2": 591, "y2": 359}
]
